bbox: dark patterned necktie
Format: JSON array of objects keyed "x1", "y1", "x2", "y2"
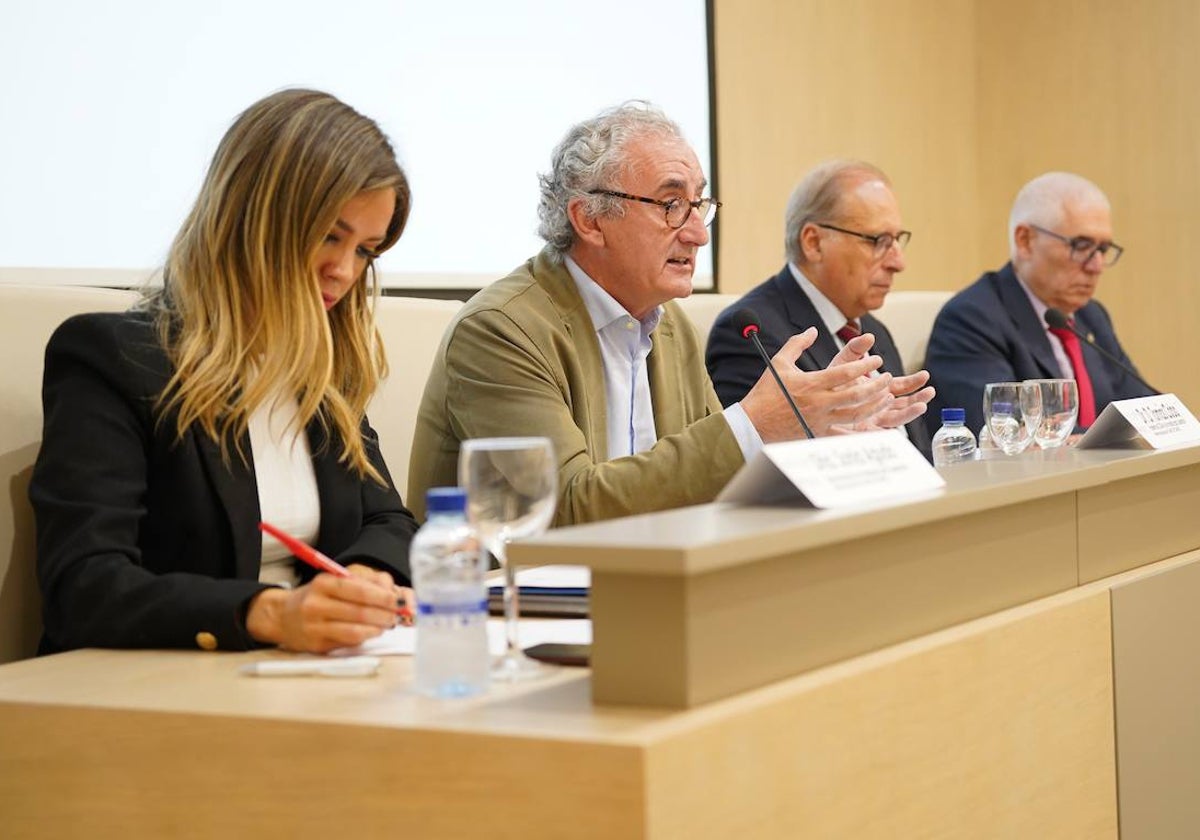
[{"x1": 836, "y1": 320, "x2": 861, "y2": 343}]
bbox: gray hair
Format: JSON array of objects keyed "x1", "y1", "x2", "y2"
[
  {"x1": 783, "y1": 160, "x2": 890, "y2": 264},
  {"x1": 1008, "y1": 172, "x2": 1110, "y2": 258},
  {"x1": 537, "y1": 102, "x2": 685, "y2": 262}
]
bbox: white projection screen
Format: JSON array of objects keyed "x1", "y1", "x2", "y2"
[{"x1": 0, "y1": 1, "x2": 714, "y2": 290}]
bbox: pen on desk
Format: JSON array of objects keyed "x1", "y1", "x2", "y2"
[
  {"x1": 240, "y1": 656, "x2": 382, "y2": 678},
  {"x1": 258, "y1": 521, "x2": 414, "y2": 623}
]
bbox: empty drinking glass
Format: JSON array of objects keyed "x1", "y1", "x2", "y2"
[
  {"x1": 983, "y1": 382, "x2": 1041, "y2": 455},
  {"x1": 459, "y1": 436, "x2": 558, "y2": 682},
  {"x1": 1025, "y1": 379, "x2": 1079, "y2": 449}
]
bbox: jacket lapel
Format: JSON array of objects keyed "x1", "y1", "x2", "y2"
[
  {"x1": 996, "y1": 263, "x2": 1062, "y2": 378},
  {"x1": 774, "y1": 269, "x2": 839, "y2": 370},
  {"x1": 194, "y1": 430, "x2": 261, "y2": 580},
  {"x1": 530, "y1": 250, "x2": 609, "y2": 461},
  {"x1": 648, "y1": 308, "x2": 685, "y2": 436}
]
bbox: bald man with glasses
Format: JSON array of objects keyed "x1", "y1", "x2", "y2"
[
  {"x1": 924, "y1": 171, "x2": 1153, "y2": 437},
  {"x1": 706, "y1": 159, "x2": 935, "y2": 454}
]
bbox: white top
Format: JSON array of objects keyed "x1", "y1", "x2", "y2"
[
  {"x1": 247, "y1": 394, "x2": 321, "y2": 588},
  {"x1": 564, "y1": 256, "x2": 761, "y2": 460}
]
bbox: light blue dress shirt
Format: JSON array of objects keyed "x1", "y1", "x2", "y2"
[{"x1": 564, "y1": 256, "x2": 761, "y2": 461}]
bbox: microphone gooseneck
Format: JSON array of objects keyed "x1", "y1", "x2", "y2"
[
  {"x1": 733, "y1": 308, "x2": 814, "y2": 439},
  {"x1": 1043, "y1": 308, "x2": 1160, "y2": 395}
]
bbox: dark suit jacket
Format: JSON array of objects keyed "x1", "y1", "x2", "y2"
[
  {"x1": 30, "y1": 311, "x2": 418, "y2": 654},
  {"x1": 705, "y1": 264, "x2": 932, "y2": 453},
  {"x1": 923, "y1": 262, "x2": 1153, "y2": 437}
]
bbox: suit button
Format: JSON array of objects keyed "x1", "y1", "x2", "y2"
[{"x1": 195, "y1": 632, "x2": 218, "y2": 651}]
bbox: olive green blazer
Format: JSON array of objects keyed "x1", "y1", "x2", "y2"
[{"x1": 407, "y1": 249, "x2": 745, "y2": 525}]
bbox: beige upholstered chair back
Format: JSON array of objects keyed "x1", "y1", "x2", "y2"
[
  {"x1": 874, "y1": 290, "x2": 954, "y2": 374},
  {"x1": 369, "y1": 296, "x2": 463, "y2": 499},
  {"x1": 0, "y1": 284, "x2": 141, "y2": 663},
  {"x1": 673, "y1": 293, "x2": 741, "y2": 344}
]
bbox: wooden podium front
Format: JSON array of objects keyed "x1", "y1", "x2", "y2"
[
  {"x1": 2, "y1": 445, "x2": 1199, "y2": 837},
  {"x1": 512, "y1": 445, "x2": 1200, "y2": 708}
]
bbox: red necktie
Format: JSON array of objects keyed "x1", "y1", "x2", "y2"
[
  {"x1": 836, "y1": 320, "x2": 861, "y2": 343},
  {"x1": 1048, "y1": 320, "x2": 1097, "y2": 427}
]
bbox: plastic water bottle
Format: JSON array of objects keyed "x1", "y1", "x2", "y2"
[
  {"x1": 411, "y1": 487, "x2": 489, "y2": 698},
  {"x1": 931, "y1": 407, "x2": 978, "y2": 467}
]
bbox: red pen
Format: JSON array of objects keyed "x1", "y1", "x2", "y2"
[{"x1": 259, "y1": 521, "x2": 413, "y2": 622}]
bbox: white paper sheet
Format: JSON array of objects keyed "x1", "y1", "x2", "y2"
[{"x1": 346, "y1": 618, "x2": 592, "y2": 657}]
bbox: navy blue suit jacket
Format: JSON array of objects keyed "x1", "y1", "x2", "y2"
[
  {"x1": 705, "y1": 264, "x2": 932, "y2": 454},
  {"x1": 924, "y1": 262, "x2": 1153, "y2": 437},
  {"x1": 30, "y1": 311, "x2": 418, "y2": 654}
]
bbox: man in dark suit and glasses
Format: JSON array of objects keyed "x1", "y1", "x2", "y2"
[
  {"x1": 706, "y1": 159, "x2": 934, "y2": 453},
  {"x1": 923, "y1": 171, "x2": 1152, "y2": 437}
]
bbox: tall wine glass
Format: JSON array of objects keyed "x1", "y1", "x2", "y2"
[
  {"x1": 1026, "y1": 379, "x2": 1079, "y2": 449},
  {"x1": 459, "y1": 437, "x2": 557, "y2": 681},
  {"x1": 983, "y1": 382, "x2": 1041, "y2": 455}
]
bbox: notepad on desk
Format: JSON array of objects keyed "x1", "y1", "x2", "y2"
[{"x1": 488, "y1": 564, "x2": 590, "y2": 618}]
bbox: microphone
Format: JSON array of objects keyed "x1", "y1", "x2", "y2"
[
  {"x1": 1043, "y1": 308, "x2": 1159, "y2": 394},
  {"x1": 731, "y1": 307, "x2": 814, "y2": 439}
]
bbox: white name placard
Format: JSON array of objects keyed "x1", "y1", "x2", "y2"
[
  {"x1": 1077, "y1": 394, "x2": 1200, "y2": 450},
  {"x1": 717, "y1": 429, "x2": 945, "y2": 509}
]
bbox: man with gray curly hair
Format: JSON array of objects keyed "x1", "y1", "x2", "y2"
[{"x1": 408, "y1": 103, "x2": 926, "y2": 525}]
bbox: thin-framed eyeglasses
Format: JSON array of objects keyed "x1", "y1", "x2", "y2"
[
  {"x1": 588, "y1": 189, "x2": 721, "y2": 229},
  {"x1": 1029, "y1": 224, "x2": 1123, "y2": 267},
  {"x1": 816, "y1": 223, "x2": 912, "y2": 258}
]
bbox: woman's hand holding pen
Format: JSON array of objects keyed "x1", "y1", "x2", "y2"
[{"x1": 246, "y1": 565, "x2": 409, "y2": 654}]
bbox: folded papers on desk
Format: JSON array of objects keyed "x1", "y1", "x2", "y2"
[
  {"x1": 488, "y1": 564, "x2": 590, "y2": 617},
  {"x1": 350, "y1": 618, "x2": 592, "y2": 657}
]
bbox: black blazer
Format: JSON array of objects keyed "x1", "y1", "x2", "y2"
[
  {"x1": 923, "y1": 262, "x2": 1154, "y2": 437},
  {"x1": 30, "y1": 311, "x2": 419, "y2": 654},
  {"x1": 705, "y1": 265, "x2": 932, "y2": 453}
]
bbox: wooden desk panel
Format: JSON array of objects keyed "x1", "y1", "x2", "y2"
[
  {"x1": 1110, "y1": 552, "x2": 1200, "y2": 839},
  {"x1": 593, "y1": 493, "x2": 1077, "y2": 707},
  {"x1": 0, "y1": 583, "x2": 1118, "y2": 839},
  {"x1": 517, "y1": 445, "x2": 1200, "y2": 708},
  {"x1": 1078, "y1": 462, "x2": 1200, "y2": 582}
]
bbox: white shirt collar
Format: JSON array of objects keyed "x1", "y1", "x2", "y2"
[
  {"x1": 564, "y1": 254, "x2": 663, "y2": 334},
  {"x1": 787, "y1": 262, "x2": 852, "y2": 337}
]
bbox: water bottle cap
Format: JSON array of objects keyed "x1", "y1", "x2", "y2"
[
  {"x1": 941, "y1": 407, "x2": 966, "y2": 423},
  {"x1": 992, "y1": 401, "x2": 1014, "y2": 414},
  {"x1": 425, "y1": 487, "x2": 467, "y2": 514}
]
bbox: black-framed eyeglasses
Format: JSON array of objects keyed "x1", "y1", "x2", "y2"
[
  {"x1": 588, "y1": 189, "x2": 721, "y2": 229},
  {"x1": 1029, "y1": 224, "x2": 1123, "y2": 267},
  {"x1": 816, "y1": 223, "x2": 912, "y2": 259}
]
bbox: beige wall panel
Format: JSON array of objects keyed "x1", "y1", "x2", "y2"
[
  {"x1": 715, "y1": 0, "x2": 1198, "y2": 410},
  {"x1": 975, "y1": 0, "x2": 1200, "y2": 411},
  {"x1": 713, "y1": 0, "x2": 980, "y2": 294},
  {"x1": 644, "y1": 590, "x2": 1117, "y2": 838},
  {"x1": 1111, "y1": 552, "x2": 1200, "y2": 839}
]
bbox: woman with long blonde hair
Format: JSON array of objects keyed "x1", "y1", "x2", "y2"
[{"x1": 31, "y1": 89, "x2": 418, "y2": 654}]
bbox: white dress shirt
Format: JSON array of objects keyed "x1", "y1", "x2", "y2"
[
  {"x1": 1015, "y1": 274, "x2": 1075, "y2": 379},
  {"x1": 788, "y1": 262, "x2": 856, "y2": 348}
]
